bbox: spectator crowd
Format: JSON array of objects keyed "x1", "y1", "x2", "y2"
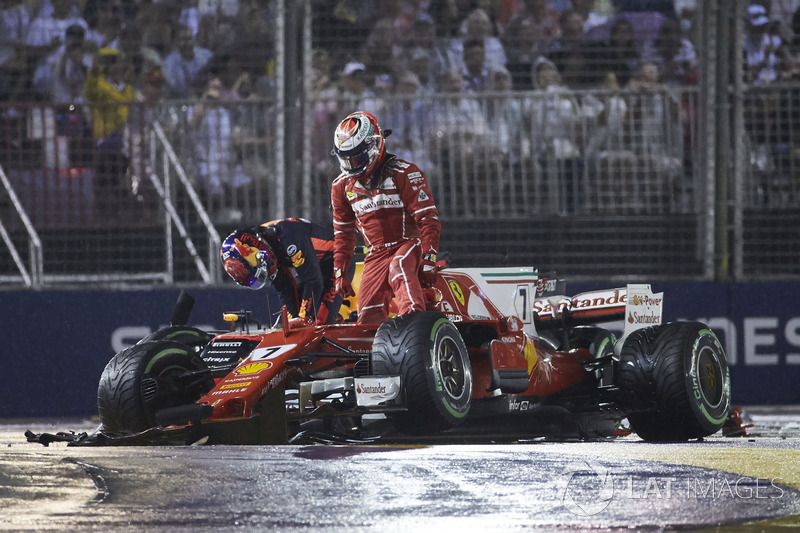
[
  {"x1": 307, "y1": 0, "x2": 800, "y2": 213},
  {"x1": 0, "y1": 0, "x2": 276, "y2": 219},
  {"x1": 1, "y1": 0, "x2": 799, "y2": 217}
]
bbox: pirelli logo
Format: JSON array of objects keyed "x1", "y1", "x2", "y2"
[{"x1": 220, "y1": 382, "x2": 251, "y2": 390}]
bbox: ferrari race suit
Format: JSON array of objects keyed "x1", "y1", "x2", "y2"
[
  {"x1": 331, "y1": 154, "x2": 441, "y2": 324},
  {"x1": 255, "y1": 218, "x2": 344, "y2": 324}
]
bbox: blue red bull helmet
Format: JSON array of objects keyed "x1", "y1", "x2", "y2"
[{"x1": 220, "y1": 229, "x2": 277, "y2": 290}]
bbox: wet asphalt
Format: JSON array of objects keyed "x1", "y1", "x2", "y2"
[{"x1": 1, "y1": 408, "x2": 799, "y2": 532}]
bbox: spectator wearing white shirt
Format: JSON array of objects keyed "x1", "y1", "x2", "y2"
[
  {"x1": 572, "y1": 0, "x2": 609, "y2": 32},
  {"x1": 163, "y1": 23, "x2": 212, "y2": 98},
  {"x1": 24, "y1": 0, "x2": 87, "y2": 57},
  {"x1": 33, "y1": 23, "x2": 92, "y2": 103},
  {"x1": 528, "y1": 57, "x2": 584, "y2": 212},
  {"x1": 427, "y1": 69, "x2": 493, "y2": 215},
  {"x1": 188, "y1": 75, "x2": 251, "y2": 197},
  {"x1": 448, "y1": 8, "x2": 507, "y2": 74},
  {"x1": 743, "y1": 3, "x2": 785, "y2": 85},
  {"x1": 336, "y1": 61, "x2": 381, "y2": 115}
]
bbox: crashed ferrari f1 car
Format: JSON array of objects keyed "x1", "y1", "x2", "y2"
[{"x1": 42, "y1": 266, "x2": 732, "y2": 445}]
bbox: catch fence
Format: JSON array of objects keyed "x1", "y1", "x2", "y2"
[{"x1": 0, "y1": 1, "x2": 798, "y2": 287}]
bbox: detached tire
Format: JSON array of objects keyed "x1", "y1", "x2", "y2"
[
  {"x1": 97, "y1": 340, "x2": 214, "y2": 433},
  {"x1": 618, "y1": 322, "x2": 731, "y2": 441},
  {"x1": 371, "y1": 312, "x2": 472, "y2": 433}
]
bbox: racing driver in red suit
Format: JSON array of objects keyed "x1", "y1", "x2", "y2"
[{"x1": 330, "y1": 111, "x2": 441, "y2": 324}]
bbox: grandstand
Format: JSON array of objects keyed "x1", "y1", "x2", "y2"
[{"x1": 1, "y1": 0, "x2": 798, "y2": 288}]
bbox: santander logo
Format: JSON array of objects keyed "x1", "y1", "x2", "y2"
[{"x1": 356, "y1": 384, "x2": 387, "y2": 394}]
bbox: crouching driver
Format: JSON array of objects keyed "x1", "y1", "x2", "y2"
[{"x1": 220, "y1": 218, "x2": 351, "y2": 325}]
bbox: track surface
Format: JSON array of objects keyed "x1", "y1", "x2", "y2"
[{"x1": 1, "y1": 407, "x2": 798, "y2": 532}]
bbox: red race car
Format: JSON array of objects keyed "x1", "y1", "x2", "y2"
[{"x1": 50, "y1": 266, "x2": 731, "y2": 445}]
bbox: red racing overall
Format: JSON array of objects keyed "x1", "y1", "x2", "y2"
[{"x1": 331, "y1": 155, "x2": 441, "y2": 324}]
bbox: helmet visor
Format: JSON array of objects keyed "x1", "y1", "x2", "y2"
[
  {"x1": 335, "y1": 137, "x2": 380, "y2": 176},
  {"x1": 248, "y1": 265, "x2": 271, "y2": 290},
  {"x1": 337, "y1": 149, "x2": 372, "y2": 173}
]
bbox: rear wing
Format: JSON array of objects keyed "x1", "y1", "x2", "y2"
[
  {"x1": 442, "y1": 267, "x2": 662, "y2": 343},
  {"x1": 533, "y1": 284, "x2": 664, "y2": 348},
  {"x1": 533, "y1": 287, "x2": 627, "y2": 327}
]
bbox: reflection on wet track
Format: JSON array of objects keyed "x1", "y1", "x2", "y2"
[{"x1": 1, "y1": 410, "x2": 799, "y2": 532}]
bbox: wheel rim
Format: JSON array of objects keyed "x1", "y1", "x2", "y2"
[
  {"x1": 695, "y1": 344, "x2": 724, "y2": 408},
  {"x1": 142, "y1": 364, "x2": 191, "y2": 404},
  {"x1": 436, "y1": 334, "x2": 467, "y2": 400}
]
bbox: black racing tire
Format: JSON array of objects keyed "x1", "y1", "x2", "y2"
[
  {"x1": 371, "y1": 311, "x2": 472, "y2": 433},
  {"x1": 137, "y1": 326, "x2": 213, "y2": 351},
  {"x1": 617, "y1": 322, "x2": 731, "y2": 442},
  {"x1": 97, "y1": 340, "x2": 214, "y2": 433}
]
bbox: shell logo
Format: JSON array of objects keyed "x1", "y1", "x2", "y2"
[{"x1": 235, "y1": 362, "x2": 272, "y2": 375}]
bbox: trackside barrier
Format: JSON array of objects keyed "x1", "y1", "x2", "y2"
[{"x1": 2, "y1": 282, "x2": 797, "y2": 418}]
